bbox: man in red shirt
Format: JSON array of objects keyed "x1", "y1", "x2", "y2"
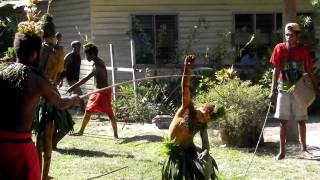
[{"x1": 268, "y1": 23, "x2": 316, "y2": 160}]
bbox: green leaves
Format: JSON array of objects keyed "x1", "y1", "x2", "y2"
[
  {"x1": 195, "y1": 76, "x2": 268, "y2": 147},
  {"x1": 161, "y1": 138, "x2": 179, "y2": 156}
]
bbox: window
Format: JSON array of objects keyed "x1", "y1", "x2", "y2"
[
  {"x1": 233, "y1": 13, "x2": 282, "y2": 46},
  {"x1": 233, "y1": 13, "x2": 283, "y2": 62},
  {"x1": 131, "y1": 15, "x2": 178, "y2": 65}
]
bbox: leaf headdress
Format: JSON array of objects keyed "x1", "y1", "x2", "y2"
[
  {"x1": 83, "y1": 40, "x2": 95, "y2": 49},
  {"x1": 17, "y1": 0, "x2": 43, "y2": 38}
]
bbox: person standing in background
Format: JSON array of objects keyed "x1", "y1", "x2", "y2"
[
  {"x1": 268, "y1": 23, "x2": 316, "y2": 160},
  {"x1": 62, "y1": 41, "x2": 85, "y2": 112}
]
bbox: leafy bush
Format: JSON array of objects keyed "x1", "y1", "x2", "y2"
[
  {"x1": 0, "y1": 47, "x2": 15, "y2": 62},
  {"x1": 112, "y1": 84, "x2": 157, "y2": 123},
  {"x1": 258, "y1": 68, "x2": 273, "y2": 89},
  {"x1": 0, "y1": 16, "x2": 18, "y2": 55},
  {"x1": 113, "y1": 77, "x2": 180, "y2": 123},
  {"x1": 195, "y1": 76, "x2": 269, "y2": 147}
]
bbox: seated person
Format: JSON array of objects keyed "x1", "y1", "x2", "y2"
[
  {"x1": 239, "y1": 47, "x2": 259, "y2": 81},
  {"x1": 240, "y1": 47, "x2": 257, "y2": 65}
]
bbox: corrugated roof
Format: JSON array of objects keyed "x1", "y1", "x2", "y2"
[{"x1": 0, "y1": 0, "x2": 47, "y2": 9}]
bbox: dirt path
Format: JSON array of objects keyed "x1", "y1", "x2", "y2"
[
  {"x1": 74, "y1": 113, "x2": 320, "y2": 161},
  {"x1": 264, "y1": 116, "x2": 320, "y2": 158}
]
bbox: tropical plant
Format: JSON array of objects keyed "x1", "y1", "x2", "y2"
[
  {"x1": 258, "y1": 68, "x2": 273, "y2": 89},
  {"x1": 203, "y1": 32, "x2": 233, "y2": 68},
  {"x1": 113, "y1": 74, "x2": 180, "y2": 123},
  {"x1": 0, "y1": 47, "x2": 15, "y2": 62},
  {"x1": 195, "y1": 74, "x2": 269, "y2": 147},
  {"x1": 214, "y1": 66, "x2": 237, "y2": 84},
  {"x1": 0, "y1": 16, "x2": 18, "y2": 55},
  {"x1": 112, "y1": 84, "x2": 157, "y2": 123}
]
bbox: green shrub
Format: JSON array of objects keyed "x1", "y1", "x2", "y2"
[
  {"x1": 113, "y1": 78, "x2": 179, "y2": 123},
  {"x1": 113, "y1": 84, "x2": 158, "y2": 123},
  {"x1": 258, "y1": 68, "x2": 273, "y2": 89},
  {"x1": 195, "y1": 77, "x2": 269, "y2": 147}
]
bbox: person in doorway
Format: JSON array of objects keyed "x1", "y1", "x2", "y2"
[
  {"x1": 268, "y1": 22, "x2": 316, "y2": 160},
  {"x1": 162, "y1": 55, "x2": 220, "y2": 179},
  {"x1": 0, "y1": 24, "x2": 80, "y2": 180},
  {"x1": 67, "y1": 42, "x2": 118, "y2": 139}
]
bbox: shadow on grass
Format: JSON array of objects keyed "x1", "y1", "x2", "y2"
[
  {"x1": 55, "y1": 148, "x2": 134, "y2": 158},
  {"x1": 120, "y1": 135, "x2": 164, "y2": 144},
  {"x1": 224, "y1": 142, "x2": 279, "y2": 157},
  {"x1": 234, "y1": 142, "x2": 320, "y2": 161}
]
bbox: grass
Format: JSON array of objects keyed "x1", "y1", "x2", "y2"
[{"x1": 48, "y1": 117, "x2": 320, "y2": 180}]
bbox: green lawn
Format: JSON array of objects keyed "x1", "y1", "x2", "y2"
[{"x1": 48, "y1": 118, "x2": 320, "y2": 180}]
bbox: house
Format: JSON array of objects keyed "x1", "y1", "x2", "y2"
[{"x1": 1, "y1": 0, "x2": 316, "y2": 92}]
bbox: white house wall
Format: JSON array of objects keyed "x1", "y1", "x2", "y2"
[
  {"x1": 90, "y1": 0, "x2": 230, "y2": 70},
  {"x1": 90, "y1": 0, "x2": 313, "y2": 80},
  {"x1": 46, "y1": 0, "x2": 314, "y2": 91},
  {"x1": 48, "y1": 0, "x2": 94, "y2": 93}
]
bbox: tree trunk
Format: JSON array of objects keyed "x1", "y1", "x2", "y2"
[
  {"x1": 283, "y1": 0, "x2": 299, "y2": 143},
  {"x1": 283, "y1": 0, "x2": 297, "y2": 23}
]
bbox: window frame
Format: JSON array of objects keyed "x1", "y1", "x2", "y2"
[
  {"x1": 232, "y1": 12, "x2": 283, "y2": 62},
  {"x1": 129, "y1": 13, "x2": 179, "y2": 66},
  {"x1": 232, "y1": 12, "x2": 283, "y2": 38}
]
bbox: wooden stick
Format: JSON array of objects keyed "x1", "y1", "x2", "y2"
[
  {"x1": 80, "y1": 74, "x2": 203, "y2": 99},
  {"x1": 86, "y1": 166, "x2": 128, "y2": 180}
]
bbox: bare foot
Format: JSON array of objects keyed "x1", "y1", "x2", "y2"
[
  {"x1": 274, "y1": 152, "x2": 285, "y2": 160},
  {"x1": 113, "y1": 137, "x2": 122, "y2": 144},
  {"x1": 43, "y1": 175, "x2": 53, "y2": 180},
  {"x1": 300, "y1": 151, "x2": 314, "y2": 159},
  {"x1": 70, "y1": 132, "x2": 83, "y2": 136},
  {"x1": 52, "y1": 145, "x2": 58, "y2": 151}
]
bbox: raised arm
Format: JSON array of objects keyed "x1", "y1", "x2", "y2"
[
  {"x1": 181, "y1": 55, "x2": 195, "y2": 109},
  {"x1": 60, "y1": 53, "x2": 71, "y2": 80}
]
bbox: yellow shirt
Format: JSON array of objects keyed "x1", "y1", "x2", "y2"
[{"x1": 43, "y1": 46, "x2": 64, "y2": 84}]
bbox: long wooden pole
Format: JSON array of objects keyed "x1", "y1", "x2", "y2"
[{"x1": 80, "y1": 75, "x2": 202, "y2": 99}]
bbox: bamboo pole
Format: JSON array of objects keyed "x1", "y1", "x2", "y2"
[{"x1": 80, "y1": 75, "x2": 202, "y2": 99}]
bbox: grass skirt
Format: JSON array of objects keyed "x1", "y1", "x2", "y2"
[{"x1": 162, "y1": 140, "x2": 218, "y2": 180}]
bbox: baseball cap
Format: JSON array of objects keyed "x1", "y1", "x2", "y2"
[{"x1": 285, "y1": 23, "x2": 300, "y2": 34}]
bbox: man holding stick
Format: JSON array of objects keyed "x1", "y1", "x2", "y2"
[{"x1": 68, "y1": 42, "x2": 118, "y2": 139}]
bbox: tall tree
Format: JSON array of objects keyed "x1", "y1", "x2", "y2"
[
  {"x1": 283, "y1": 0, "x2": 297, "y2": 23},
  {"x1": 283, "y1": 0, "x2": 299, "y2": 142}
]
